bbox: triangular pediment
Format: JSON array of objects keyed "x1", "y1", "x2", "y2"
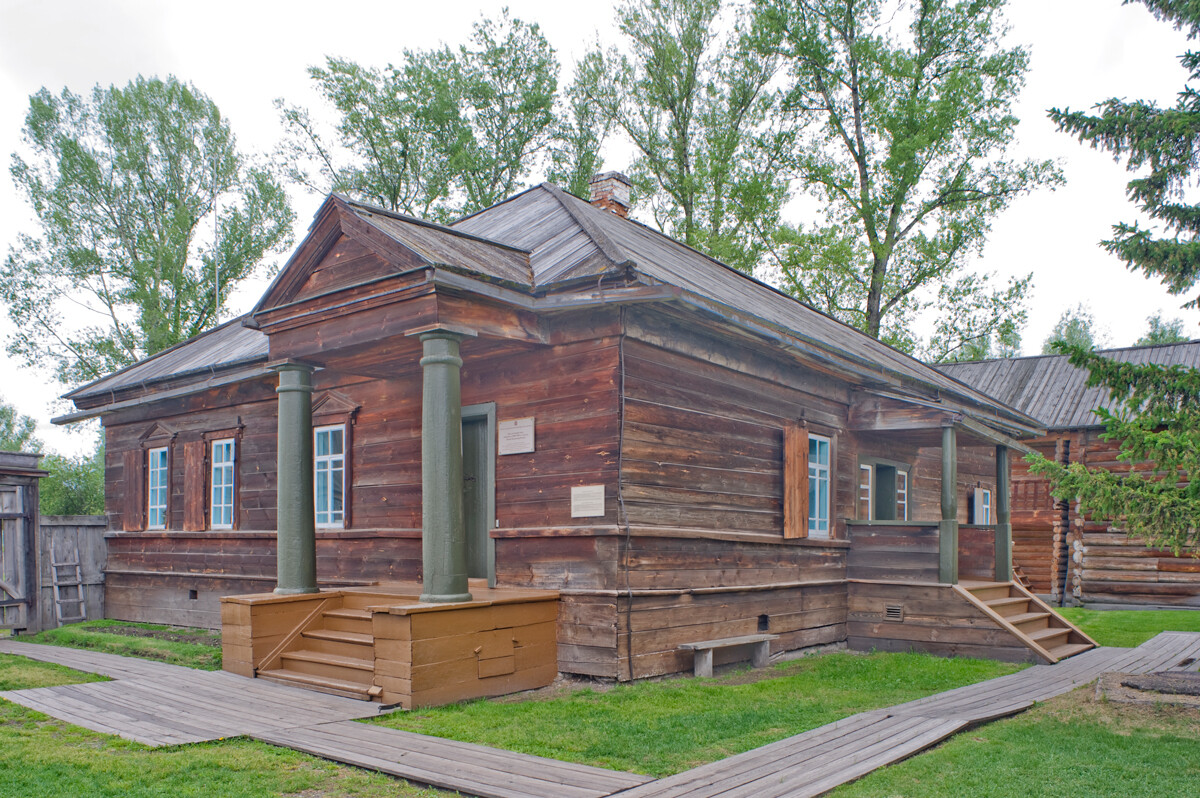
[
  {"x1": 138, "y1": 422, "x2": 178, "y2": 443},
  {"x1": 251, "y1": 195, "x2": 431, "y2": 317},
  {"x1": 311, "y1": 390, "x2": 361, "y2": 421}
]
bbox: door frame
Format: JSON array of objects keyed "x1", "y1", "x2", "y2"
[{"x1": 462, "y1": 402, "x2": 497, "y2": 587}]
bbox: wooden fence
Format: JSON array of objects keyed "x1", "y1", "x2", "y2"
[{"x1": 35, "y1": 515, "x2": 106, "y2": 631}]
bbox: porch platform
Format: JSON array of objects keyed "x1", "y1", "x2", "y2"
[
  {"x1": 221, "y1": 580, "x2": 560, "y2": 708},
  {"x1": 2, "y1": 633, "x2": 1197, "y2": 797}
]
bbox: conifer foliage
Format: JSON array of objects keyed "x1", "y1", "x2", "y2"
[{"x1": 1032, "y1": 0, "x2": 1200, "y2": 553}]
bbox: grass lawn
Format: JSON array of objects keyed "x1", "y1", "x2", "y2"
[
  {"x1": 22, "y1": 619, "x2": 223, "y2": 670},
  {"x1": 1056, "y1": 608, "x2": 1200, "y2": 648},
  {"x1": 0, "y1": 653, "x2": 454, "y2": 798},
  {"x1": 831, "y1": 686, "x2": 1200, "y2": 797},
  {"x1": 373, "y1": 651, "x2": 1023, "y2": 777}
]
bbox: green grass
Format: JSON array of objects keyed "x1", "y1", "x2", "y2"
[
  {"x1": 0, "y1": 654, "x2": 453, "y2": 797},
  {"x1": 25, "y1": 619, "x2": 223, "y2": 670},
  {"x1": 831, "y1": 686, "x2": 1200, "y2": 797},
  {"x1": 373, "y1": 651, "x2": 1023, "y2": 777},
  {"x1": 1056, "y1": 608, "x2": 1200, "y2": 647}
]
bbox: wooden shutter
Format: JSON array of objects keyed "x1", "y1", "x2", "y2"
[
  {"x1": 783, "y1": 422, "x2": 809, "y2": 539},
  {"x1": 123, "y1": 449, "x2": 145, "y2": 531},
  {"x1": 182, "y1": 440, "x2": 207, "y2": 532}
]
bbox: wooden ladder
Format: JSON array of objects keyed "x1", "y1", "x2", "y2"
[
  {"x1": 955, "y1": 580, "x2": 1096, "y2": 664},
  {"x1": 49, "y1": 542, "x2": 86, "y2": 625}
]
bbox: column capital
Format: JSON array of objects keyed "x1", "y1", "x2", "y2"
[{"x1": 405, "y1": 323, "x2": 478, "y2": 342}]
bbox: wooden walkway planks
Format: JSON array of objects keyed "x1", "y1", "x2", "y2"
[
  {"x1": 611, "y1": 632, "x2": 1200, "y2": 798},
  {"x1": 0, "y1": 639, "x2": 379, "y2": 746},
  {"x1": 255, "y1": 721, "x2": 653, "y2": 798},
  {"x1": 3, "y1": 633, "x2": 1199, "y2": 798}
]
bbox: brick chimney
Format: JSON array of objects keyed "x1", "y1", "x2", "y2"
[{"x1": 588, "y1": 172, "x2": 632, "y2": 218}]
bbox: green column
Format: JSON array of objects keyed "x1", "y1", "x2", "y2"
[
  {"x1": 939, "y1": 425, "x2": 959, "y2": 584},
  {"x1": 273, "y1": 363, "x2": 318, "y2": 595},
  {"x1": 995, "y1": 445, "x2": 1013, "y2": 582},
  {"x1": 418, "y1": 330, "x2": 473, "y2": 603}
]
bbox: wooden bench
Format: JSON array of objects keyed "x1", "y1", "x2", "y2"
[{"x1": 680, "y1": 633, "x2": 779, "y2": 677}]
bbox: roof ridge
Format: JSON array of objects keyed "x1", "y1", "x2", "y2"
[
  {"x1": 541, "y1": 184, "x2": 635, "y2": 273},
  {"x1": 341, "y1": 194, "x2": 532, "y2": 256}
]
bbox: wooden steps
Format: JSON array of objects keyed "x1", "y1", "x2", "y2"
[
  {"x1": 254, "y1": 599, "x2": 382, "y2": 702},
  {"x1": 955, "y1": 581, "x2": 1097, "y2": 663},
  {"x1": 258, "y1": 668, "x2": 382, "y2": 701}
]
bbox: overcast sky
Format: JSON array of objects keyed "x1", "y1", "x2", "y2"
[{"x1": 0, "y1": 0, "x2": 1195, "y2": 456}]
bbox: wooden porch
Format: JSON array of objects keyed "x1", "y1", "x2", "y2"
[
  {"x1": 220, "y1": 580, "x2": 559, "y2": 708},
  {"x1": 846, "y1": 521, "x2": 1095, "y2": 663}
]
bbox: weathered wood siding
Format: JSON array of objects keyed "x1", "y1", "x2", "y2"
[
  {"x1": 846, "y1": 523, "x2": 939, "y2": 582},
  {"x1": 848, "y1": 581, "x2": 1037, "y2": 664},
  {"x1": 1072, "y1": 430, "x2": 1200, "y2": 607},
  {"x1": 1006, "y1": 430, "x2": 1200, "y2": 607}
]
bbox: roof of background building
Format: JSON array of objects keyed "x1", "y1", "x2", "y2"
[{"x1": 937, "y1": 341, "x2": 1200, "y2": 430}]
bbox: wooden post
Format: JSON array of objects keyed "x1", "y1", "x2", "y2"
[
  {"x1": 417, "y1": 329, "x2": 474, "y2": 603},
  {"x1": 939, "y1": 425, "x2": 959, "y2": 584},
  {"x1": 995, "y1": 445, "x2": 1013, "y2": 582},
  {"x1": 272, "y1": 363, "x2": 317, "y2": 595}
]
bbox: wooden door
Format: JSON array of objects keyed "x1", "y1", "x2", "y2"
[
  {"x1": 462, "y1": 416, "x2": 490, "y2": 579},
  {"x1": 0, "y1": 485, "x2": 29, "y2": 629}
]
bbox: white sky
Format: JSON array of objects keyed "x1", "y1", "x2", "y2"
[{"x1": 0, "y1": 0, "x2": 1196, "y2": 456}]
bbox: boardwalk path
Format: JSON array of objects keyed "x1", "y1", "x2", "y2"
[{"x1": 3, "y1": 633, "x2": 1198, "y2": 798}]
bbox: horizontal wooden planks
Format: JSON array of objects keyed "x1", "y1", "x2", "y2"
[{"x1": 256, "y1": 720, "x2": 651, "y2": 798}]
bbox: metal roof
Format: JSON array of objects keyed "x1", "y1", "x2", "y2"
[
  {"x1": 455, "y1": 185, "x2": 1040, "y2": 431},
  {"x1": 348, "y1": 201, "x2": 533, "y2": 287},
  {"x1": 66, "y1": 317, "x2": 267, "y2": 403},
  {"x1": 937, "y1": 341, "x2": 1200, "y2": 430},
  {"x1": 65, "y1": 184, "x2": 1048, "y2": 433}
]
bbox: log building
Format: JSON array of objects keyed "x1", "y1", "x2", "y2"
[
  {"x1": 940, "y1": 342, "x2": 1200, "y2": 609},
  {"x1": 58, "y1": 174, "x2": 1094, "y2": 704}
]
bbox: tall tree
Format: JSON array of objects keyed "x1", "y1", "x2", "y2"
[
  {"x1": 587, "y1": 0, "x2": 799, "y2": 273},
  {"x1": 3, "y1": 76, "x2": 293, "y2": 386},
  {"x1": 277, "y1": 11, "x2": 560, "y2": 221},
  {"x1": 1030, "y1": 0, "x2": 1200, "y2": 554},
  {"x1": 1051, "y1": 0, "x2": 1200, "y2": 309},
  {"x1": 1042, "y1": 304, "x2": 1104, "y2": 354},
  {"x1": 758, "y1": 0, "x2": 1060, "y2": 357},
  {"x1": 1136, "y1": 312, "x2": 1189, "y2": 345}
]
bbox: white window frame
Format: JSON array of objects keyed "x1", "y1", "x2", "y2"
[
  {"x1": 808, "y1": 434, "x2": 831, "y2": 539},
  {"x1": 978, "y1": 487, "x2": 992, "y2": 525},
  {"x1": 314, "y1": 424, "x2": 346, "y2": 528},
  {"x1": 147, "y1": 447, "x2": 169, "y2": 530},
  {"x1": 210, "y1": 438, "x2": 236, "y2": 529},
  {"x1": 858, "y1": 464, "x2": 874, "y2": 521},
  {"x1": 896, "y1": 470, "x2": 909, "y2": 521}
]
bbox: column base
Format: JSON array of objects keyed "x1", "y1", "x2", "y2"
[
  {"x1": 273, "y1": 586, "x2": 321, "y2": 596},
  {"x1": 419, "y1": 591, "x2": 474, "y2": 604}
]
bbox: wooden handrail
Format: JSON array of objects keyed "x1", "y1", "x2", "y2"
[{"x1": 255, "y1": 597, "x2": 334, "y2": 674}]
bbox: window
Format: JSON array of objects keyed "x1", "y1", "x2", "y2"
[
  {"x1": 857, "y1": 464, "x2": 873, "y2": 521},
  {"x1": 211, "y1": 439, "x2": 235, "y2": 529},
  {"x1": 147, "y1": 447, "x2": 169, "y2": 529},
  {"x1": 858, "y1": 462, "x2": 909, "y2": 521},
  {"x1": 314, "y1": 425, "x2": 345, "y2": 527},
  {"x1": 808, "y1": 435, "x2": 831, "y2": 538},
  {"x1": 971, "y1": 487, "x2": 993, "y2": 524}
]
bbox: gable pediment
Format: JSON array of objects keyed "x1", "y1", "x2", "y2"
[
  {"x1": 252, "y1": 195, "x2": 430, "y2": 317},
  {"x1": 312, "y1": 390, "x2": 361, "y2": 422},
  {"x1": 138, "y1": 421, "x2": 178, "y2": 444}
]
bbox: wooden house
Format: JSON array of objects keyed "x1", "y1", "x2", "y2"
[
  {"x1": 57, "y1": 174, "x2": 1095, "y2": 706},
  {"x1": 940, "y1": 342, "x2": 1200, "y2": 609}
]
